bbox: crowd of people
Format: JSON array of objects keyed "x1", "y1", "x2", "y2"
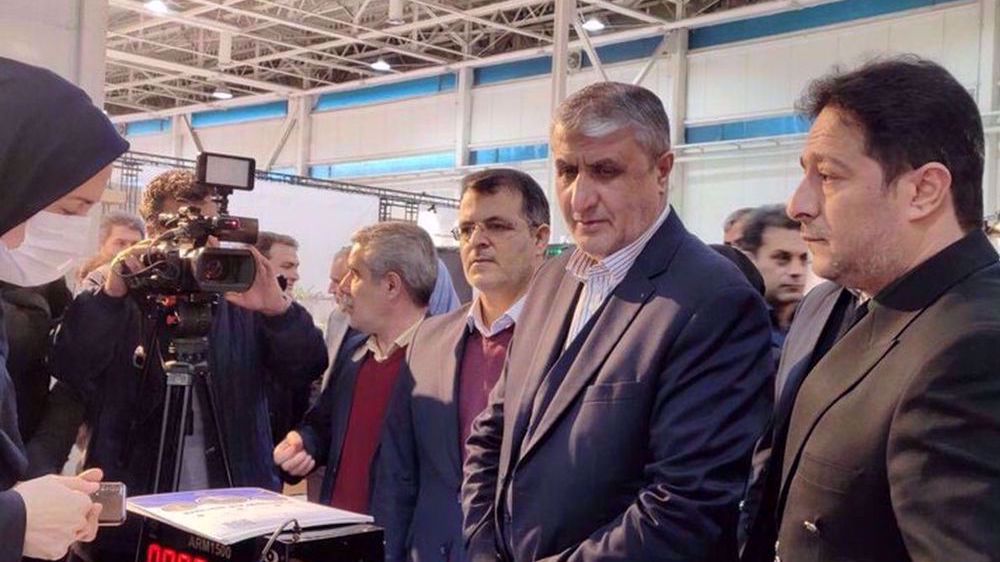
[{"x1": 2, "y1": 50, "x2": 1000, "y2": 562}]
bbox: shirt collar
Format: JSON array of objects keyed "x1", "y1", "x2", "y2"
[
  {"x1": 466, "y1": 294, "x2": 526, "y2": 337},
  {"x1": 566, "y1": 204, "x2": 671, "y2": 284},
  {"x1": 353, "y1": 317, "x2": 423, "y2": 362}
]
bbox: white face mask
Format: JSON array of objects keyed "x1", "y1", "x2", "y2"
[{"x1": 0, "y1": 211, "x2": 93, "y2": 287}]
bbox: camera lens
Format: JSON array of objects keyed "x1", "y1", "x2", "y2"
[{"x1": 201, "y1": 257, "x2": 227, "y2": 281}]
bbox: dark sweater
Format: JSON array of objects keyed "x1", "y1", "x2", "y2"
[
  {"x1": 459, "y1": 326, "x2": 514, "y2": 462},
  {"x1": 330, "y1": 346, "x2": 406, "y2": 514}
]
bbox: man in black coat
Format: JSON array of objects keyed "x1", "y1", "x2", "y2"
[
  {"x1": 51, "y1": 169, "x2": 328, "y2": 561},
  {"x1": 742, "y1": 56, "x2": 1000, "y2": 562},
  {"x1": 0, "y1": 56, "x2": 129, "y2": 561}
]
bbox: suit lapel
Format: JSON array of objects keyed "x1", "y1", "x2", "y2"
[
  {"x1": 505, "y1": 271, "x2": 580, "y2": 472},
  {"x1": 512, "y1": 209, "x2": 685, "y2": 465},
  {"x1": 518, "y1": 274, "x2": 654, "y2": 461},
  {"x1": 774, "y1": 285, "x2": 845, "y2": 422},
  {"x1": 777, "y1": 302, "x2": 917, "y2": 510},
  {"x1": 444, "y1": 318, "x2": 470, "y2": 483}
]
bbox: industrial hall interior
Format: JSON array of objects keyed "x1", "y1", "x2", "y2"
[{"x1": 2, "y1": 1, "x2": 1000, "y2": 562}]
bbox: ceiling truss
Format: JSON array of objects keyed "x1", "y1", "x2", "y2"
[{"x1": 104, "y1": 0, "x2": 770, "y2": 116}]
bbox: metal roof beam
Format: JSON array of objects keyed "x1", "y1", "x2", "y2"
[
  {"x1": 106, "y1": 49, "x2": 298, "y2": 94},
  {"x1": 109, "y1": 0, "x2": 378, "y2": 76},
  {"x1": 191, "y1": 0, "x2": 450, "y2": 65},
  {"x1": 234, "y1": 0, "x2": 547, "y2": 66},
  {"x1": 408, "y1": 0, "x2": 550, "y2": 43}
]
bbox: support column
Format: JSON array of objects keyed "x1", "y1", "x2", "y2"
[
  {"x1": 296, "y1": 96, "x2": 313, "y2": 177},
  {"x1": 455, "y1": 68, "x2": 473, "y2": 168},
  {"x1": 171, "y1": 115, "x2": 186, "y2": 158},
  {"x1": 667, "y1": 28, "x2": 689, "y2": 218},
  {"x1": 978, "y1": 0, "x2": 1000, "y2": 219},
  {"x1": 0, "y1": 0, "x2": 110, "y2": 102},
  {"x1": 547, "y1": 0, "x2": 575, "y2": 243}
]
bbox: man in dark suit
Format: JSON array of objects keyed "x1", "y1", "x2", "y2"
[
  {"x1": 462, "y1": 82, "x2": 774, "y2": 562},
  {"x1": 273, "y1": 222, "x2": 438, "y2": 513},
  {"x1": 739, "y1": 280, "x2": 850, "y2": 552},
  {"x1": 375, "y1": 169, "x2": 551, "y2": 562},
  {"x1": 742, "y1": 57, "x2": 1000, "y2": 562}
]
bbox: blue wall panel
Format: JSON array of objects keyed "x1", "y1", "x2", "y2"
[
  {"x1": 689, "y1": 0, "x2": 966, "y2": 50},
  {"x1": 314, "y1": 74, "x2": 456, "y2": 112},
  {"x1": 126, "y1": 118, "x2": 171, "y2": 137},
  {"x1": 311, "y1": 152, "x2": 455, "y2": 179},
  {"x1": 469, "y1": 143, "x2": 549, "y2": 165},
  {"x1": 191, "y1": 101, "x2": 288, "y2": 128},
  {"x1": 584, "y1": 36, "x2": 665, "y2": 67},
  {"x1": 685, "y1": 114, "x2": 811, "y2": 143},
  {"x1": 474, "y1": 56, "x2": 552, "y2": 86}
]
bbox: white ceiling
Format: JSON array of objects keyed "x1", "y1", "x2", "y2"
[{"x1": 104, "y1": 0, "x2": 767, "y2": 117}]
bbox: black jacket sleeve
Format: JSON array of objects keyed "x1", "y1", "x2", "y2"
[{"x1": 49, "y1": 289, "x2": 136, "y2": 408}]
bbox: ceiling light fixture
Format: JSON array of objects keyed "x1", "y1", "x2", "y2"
[
  {"x1": 581, "y1": 16, "x2": 606, "y2": 32},
  {"x1": 211, "y1": 85, "x2": 233, "y2": 100},
  {"x1": 370, "y1": 58, "x2": 392, "y2": 71},
  {"x1": 144, "y1": 0, "x2": 171, "y2": 15}
]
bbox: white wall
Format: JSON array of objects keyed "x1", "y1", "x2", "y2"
[
  {"x1": 686, "y1": 2, "x2": 981, "y2": 124},
  {"x1": 310, "y1": 93, "x2": 457, "y2": 164},
  {"x1": 228, "y1": 180, "x2": 378, "y2": 296},
  {"x1": 469, "y1": 57, "x2": 673, "y2": 149}
]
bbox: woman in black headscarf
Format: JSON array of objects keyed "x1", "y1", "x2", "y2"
[{"x1": 0, "y1": 56, "x2": 128, "y2": 562}]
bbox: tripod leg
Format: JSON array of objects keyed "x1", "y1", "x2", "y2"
[
  {"x1": 153, "y1": 369, "x2": 194, "y2": 493},
  {"x1": 171, "y1": 384, "x2": 192, "y2": 492}
]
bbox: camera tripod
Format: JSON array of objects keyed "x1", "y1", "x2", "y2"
[{"x1": 151, "y1": 295, "x2": 234, "y2": 493}]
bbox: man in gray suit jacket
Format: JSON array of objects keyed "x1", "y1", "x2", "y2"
[
  {"x1": 462, "y1": 82, "x2": 774, "y2": 562},
  {"x1": 743, "y1": 57, "x2": 1000, "y2": 562},
  {"x1": 375, "y1": 168, "x2": 551, "y2": 562}
]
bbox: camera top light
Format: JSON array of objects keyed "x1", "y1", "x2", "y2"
[{"x1": 196, "y1": 153, "x2": 255, "y2": 192}]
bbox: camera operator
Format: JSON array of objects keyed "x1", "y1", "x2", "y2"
[
  {"x1": 0, "y1": 57, "x2": 130, "y2": 561},
  {"x1": 50, "y1": 169, "x2": 329, "y2": 561}
]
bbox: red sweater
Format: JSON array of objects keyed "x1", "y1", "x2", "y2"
[
  {"x1": 458, "y1": 326, "x2": 514, "y2": 462},
  {"x1": 330, "y1": 346, "x2": 406, "y2": 513}
]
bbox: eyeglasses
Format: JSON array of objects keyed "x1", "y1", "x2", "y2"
[{"x1": 451, "y1": 219, "x2": 535, "y2": 243}]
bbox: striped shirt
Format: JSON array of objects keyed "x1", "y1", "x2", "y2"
[
  {"x1": 466, "y1": 294, "x2": 526, "y2": 337},
  {"x1": 564, "y1": 205, "x2": 671, "y2": 347}
]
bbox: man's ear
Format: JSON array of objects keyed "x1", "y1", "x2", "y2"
[
  {"x1": 655, "y1": 151, "x2": 675, "y2": 192},
  {"x1": 383, "y1": 270, "x2": 404, "y2": 299},
  {"x1": 534, "y1": 224, "x2": 551, "y2": 256},
  {"x1": 904, "y1": 162, "x2": 953, "y2": 222}
]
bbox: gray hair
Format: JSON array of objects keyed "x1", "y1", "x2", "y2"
[
  {"x1": 332, "y1": 245, "x2": 351, "y2": 263},
  {"x1": 552, "y1": 82, "x2": 671, "y2": 161},
  {"x1": 351, "y1": 221, "x2": 437, "y2": 306},
  {"x1": 723, "y1": 207, "x2": 754, "y2": 232},
  {"x1": 99, "y1": 211, "x2": 145, "y2": 243}
]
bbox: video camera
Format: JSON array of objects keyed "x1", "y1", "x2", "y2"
[{"x1": 122, "y1": 153, "x2": 259, "y2": 295}]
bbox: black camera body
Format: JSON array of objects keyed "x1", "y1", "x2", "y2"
[{"x1": 123, "y1": 153, "x2": 259, "y2": 296}]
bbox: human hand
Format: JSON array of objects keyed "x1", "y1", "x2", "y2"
[
  {"x1": 225, "y1": 246, "x2": 291, "y2": 316},
  {"x1": 14, "y1": 468, "x2": 104, "y2": 559},
  {"x1": 104, "y1": 240, "x2": 152, "y2": 298},
  {"x1": 273, "y1": 431, "x2": 315, "y2": 476}
]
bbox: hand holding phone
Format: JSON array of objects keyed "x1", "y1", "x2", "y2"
[{"x1": 90, "y1": 482, "x2": 127, "y2": 527}]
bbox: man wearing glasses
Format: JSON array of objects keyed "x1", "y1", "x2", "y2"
[{"x1": 374, "y1": 168, "x2": 550, "y2": 562}]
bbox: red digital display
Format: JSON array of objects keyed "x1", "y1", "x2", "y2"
[{"x1": 146, "y1": 542, "x2": 209, "y2": 562}]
